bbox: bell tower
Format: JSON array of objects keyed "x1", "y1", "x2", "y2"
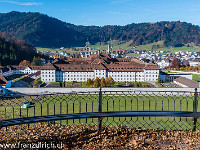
[
  {"x1": 107, "y1": 39, "x2": 113, "y2": 58},
  {"x1": 85, "y1": 40, "x2": 91, "y2": 58}
]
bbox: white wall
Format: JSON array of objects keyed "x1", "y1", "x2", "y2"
[{"x1": 41, "y1": 69, "x2": 160, "y2": 83}]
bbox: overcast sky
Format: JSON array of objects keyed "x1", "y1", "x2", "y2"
[{"x1": 0, "y1": 0, "x2": 200, "y2": 26}]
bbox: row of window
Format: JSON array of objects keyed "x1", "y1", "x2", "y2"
[
  {"x1": 96, "y1": 73, "x2": 105, "y2": 75},
  {"x1": 56, "y1": 78, "x2": 90, "y2": 81},
  {"x1": 146, "y1": 75, "x2": 158, "y2": 77},
  {"x1": 113, "y1": 78, "x2": 144, "y2": 81},
  {"x1": 110, "y1": 75, "x2": 144, "y2": 77},
  {"x1": 146, "y1": 72, "x2": 158, "y2": 74},
  {"x1": 42, "y1": 77, "x2": 156, "y2": 82}
]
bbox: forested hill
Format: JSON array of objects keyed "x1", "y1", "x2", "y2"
[
  {"x1": 0, "y1": 32, "x2": 36, "y2": 66},
  {"x1": 1, "y1": 11, "x2": 200, "y2": 48}
]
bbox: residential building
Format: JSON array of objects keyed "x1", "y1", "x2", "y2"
[
  {"x1": 189, "y1": 60, "x2": 200, "y2": 67},
  {"x1": 0, "y1": 66, "x2": 42, "y2": 77},
  {"x1": 156, "y1": 59, "x2": 171, "y2": 69}
]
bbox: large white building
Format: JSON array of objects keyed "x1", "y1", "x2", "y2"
[
  {"x1": 0, "y1": 42, "x2": 160, "y2": 83},
  {"x1": 41, "y1": 53, "x2": 160, "y2": 83},
  {"x1": 0, "y1": 66, "x2": 42, "y2": 77}
]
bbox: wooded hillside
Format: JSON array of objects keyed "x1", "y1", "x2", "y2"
[
  {"x1": 0, "y1": 11, "x2": 200, "y2": 48},
  {"x1": 0, "y1": 32, "x2": 36, "y2": 66}
]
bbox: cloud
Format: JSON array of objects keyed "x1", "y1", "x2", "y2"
[{"x1": 0, "y1": 0, "x2": 42, "y2": 6}]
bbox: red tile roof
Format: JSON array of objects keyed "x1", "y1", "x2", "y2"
[
  {"x1": 144, "y1": 63, "x2": 160, "y2": 69},
  {"x1": 45, "y1": 54, "x2": 159, "y2": 72},
  {"x1": 41, "y1": 63, "x2": 56, "y2": 70}
]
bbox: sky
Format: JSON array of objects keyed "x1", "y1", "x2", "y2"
[{"x1": 0, "y1": 0, "x2": 200, "y2": 26}]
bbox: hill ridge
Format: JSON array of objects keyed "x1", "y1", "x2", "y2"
[{"x1": 0, "y1": 11, "x2": 200, "y2": 48}]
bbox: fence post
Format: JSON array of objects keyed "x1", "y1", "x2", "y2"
[
  {"x1": 193, "y1": 88, "x2": 198, "y2": 131},
  {"x1": 98, "y1": 87, "x2": 102, "y2": 132}
]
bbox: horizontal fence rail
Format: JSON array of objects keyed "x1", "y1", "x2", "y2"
[
  {"x1": 1, "y1": 111, "x2": 200, "y2": 128},
  {"x1": 0, "y1": 88, "x2": 200, "y2": 131}
]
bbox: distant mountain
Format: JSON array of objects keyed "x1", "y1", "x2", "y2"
[{"x1": 0, "y1": 11, "x2": 200, "y2": 48}]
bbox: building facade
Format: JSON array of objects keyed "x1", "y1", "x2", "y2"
[{"x1": 41, "y1": 53, "x2": 160, "y2": 83}]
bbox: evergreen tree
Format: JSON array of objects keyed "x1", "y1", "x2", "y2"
[
  {"x1": 105, "y1": 77, "x2": 110, "y2": 86},
  {"x1": 100, "y1": 77, "x2": 106, "y2": 87},
  {"x1": 85, "y1": 78, "x2": 92, "y2": 86},
  {"x1": 32, "y1": 56, "x2": 42, "y2": 66},
  {"x1": 108, "y1": 76, "x2": 115, "y2": 86},
  {"x1": 138, "y1": 82, "x2": 142, "y2": 87},
  {"x1": 93, "y1": 77, "x2": 101, "y2": 87}
]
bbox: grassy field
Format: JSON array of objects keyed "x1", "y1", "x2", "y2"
[
  {"x1": 193, "y1": 74, "x2": 200, "y2": 82},
  {"x1": 91, "y1": 40, "x2": 200, "y2": 54},
  {"x1": 37, "y1": 40, "x2": 200, "y2": 55},
  {"x1": 0, "y1": 93, "x2": 198, "y2": 130}
]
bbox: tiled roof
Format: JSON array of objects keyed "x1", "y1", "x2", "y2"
[
  {"x1": 41, "y1": 63, "x2": 56, "y2": 70},
  {"x1": 29, "y1": 66, "x2": 42, "y2": 70},
  {"x1": 52, "y1": 58, "x2": 68, "y2": 64},
  {"x1": 55, "y1": 63, "x2": 107, "y2": 71},
  {"x1": 106, "y1": 64, "x2": 144, "y2": 71},
  {"x1": 144, "y1": 63, "x2": 160, "y2": 69},
  {"x1": 55, "y1": 64, "x2": 93, "y2": 71},
  {"x1": 94, "y1": 64, "x2": 107, "y2": 70},
  {"x1": 174, "y1": 77, "x2": 199, "y2": 88},
  {"x1": 45, "y1": 54, "x2": 159, "y2": 72},
  {"x1": 11, "y1": 66, "x2": 42, "y2": 70}
]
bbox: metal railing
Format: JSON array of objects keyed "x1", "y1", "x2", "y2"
[{"x1": 0, "y1": 88, "x2": 200, "y2": 131}]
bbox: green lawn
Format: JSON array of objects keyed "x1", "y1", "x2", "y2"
[
  {"x1": 193, "y1": 74, "x2": 200, "y2": 82},
  {"x1": 0, "y1": 93, "x2": 198, "y2": 130}
]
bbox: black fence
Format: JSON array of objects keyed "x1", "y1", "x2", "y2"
[{"x1": 0, "y1": 88, "x2": 200, "y2": 132}]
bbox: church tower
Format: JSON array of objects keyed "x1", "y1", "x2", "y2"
[
  {"x1": 107, "y1": 39, "x2": 113, "y2": 58},
  {"x1": 85, "y1": 41, "x2": 91, "y2": 58}
]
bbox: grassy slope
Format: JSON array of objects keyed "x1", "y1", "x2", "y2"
[
  {"x1": 37, "y1": 40, "x2": 200, "y2": 55},
  {"x1": 0, "y1": 94, "x2": 197, "y2": 130}
]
